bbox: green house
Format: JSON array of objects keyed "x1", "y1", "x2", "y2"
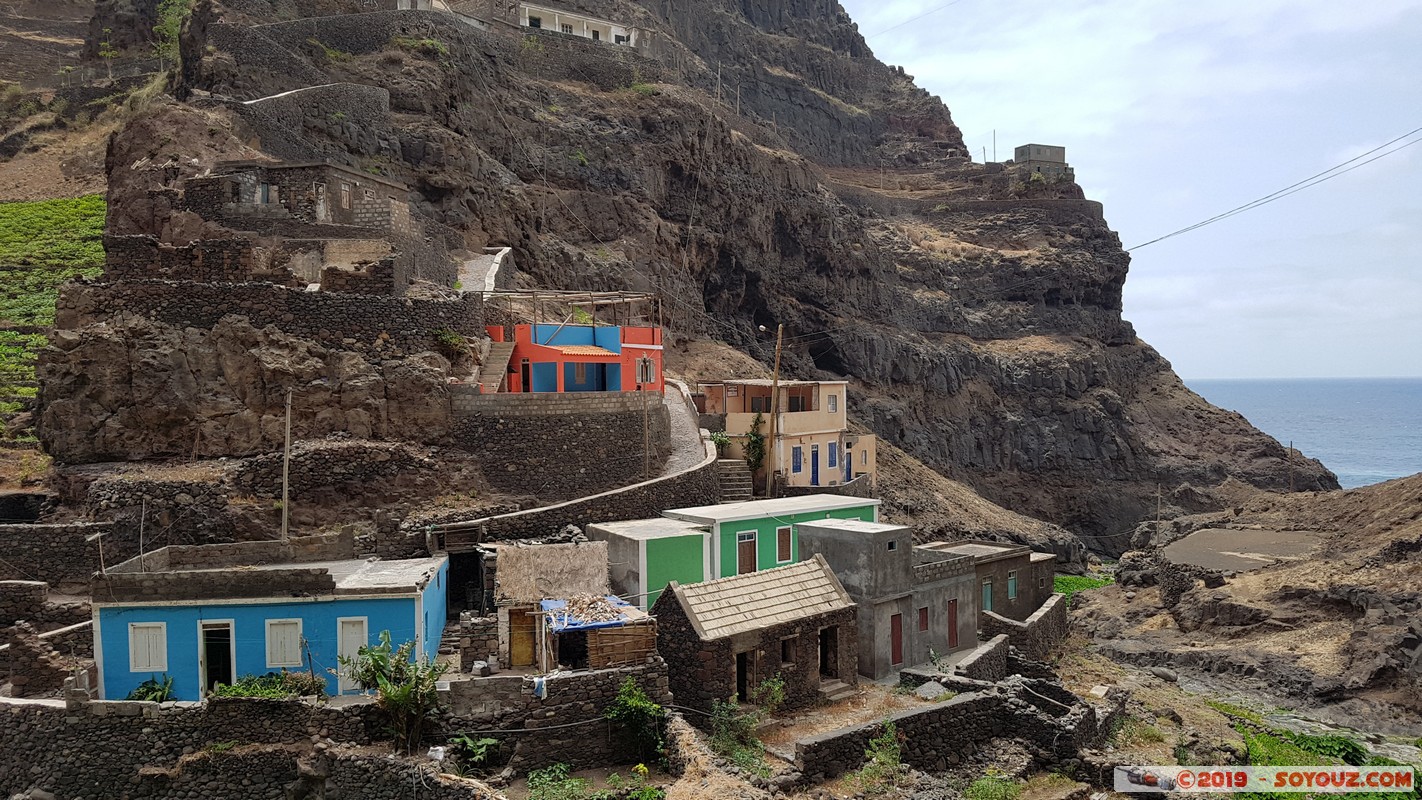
[
  {"x1": 586, "y1": 518, "x2": 712, "y2": 610},
  {"x1": 662, "y1": 495, "x2": 881, "y2": 580}
]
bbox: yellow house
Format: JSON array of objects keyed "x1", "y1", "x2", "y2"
[{"x1": 700, "y1": 380, "x2": 876, "y2": 491}]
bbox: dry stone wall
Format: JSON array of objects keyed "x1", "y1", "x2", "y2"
[
  {"x1": 980, "y1": 593, "x2": 1068, "y2": 661},
  {"x1": 0, "y1": 522, "x2": 109, "y2": 587}
]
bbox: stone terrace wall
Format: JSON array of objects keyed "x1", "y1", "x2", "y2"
[
  {"x1": 440, "y1": 657, "x2": 672, "y2": 772},
  {"x1": 58, "y1": 280, "x2": 483, "y2": 356},
  {"x1": 230, "y1": 440, "x2": 440, "y2": 499},
  {"x1": 0, "y1": 696, "x2": 380, "y2": 798},
  {"x1": 88, "y1": 473, "x2": 237, "y2": 545},
  {"x1": 953, "y1": 633, "x2": 1009, "y2": 682},
  {"x1": 0, "y1": 522, "x2": 109, "y2": 587},
  {"x1": 0, "y1": 581, "x2": 47, "y2": 625},
  {"x1": 429, "y1": 435, "x2": 719, "y2": 545},
  {"x1": 450, "y1": 392, "x2": 671, "y2": 502},
  {"x1": 776, "y1": 473, "x2": 876, "y2": 499},
  {"x1": 981, "y1": 593, "x2": 1068, "y2": 661}
]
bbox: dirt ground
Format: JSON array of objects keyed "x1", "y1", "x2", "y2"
[
  {"x1": 760, "y1": 684, "x2": 930, "y2": 749},
  {"x1": 1161, "y1": 527, "x2": 1322, "y2": 571}
]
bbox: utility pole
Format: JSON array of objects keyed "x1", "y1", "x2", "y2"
[
  {"x1": 641, "y1": 385, "x2": 650, "y2": 478},
  {"x1": 281, "y1": 388, "x2": 292, "y2": 541},
  {"x1": 993, "y1": 129, "x2": 997, "y2": 162},
  {"x1": 1288, "y1": 440, "x2": 1295, "y2": 492},
  {"x1": 982, "y1": 145, "x2": 987, "y2": 164},
  {"x1": 1155, "y1": 483, "x2": 1162, "y2": 539},
  {"x1": 765, "y1": 324, "x2": 784, "y2": 498},
  {"x1": 138, "y1": 500, "x2": 146, "y2": 572}
]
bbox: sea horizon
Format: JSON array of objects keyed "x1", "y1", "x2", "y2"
[{"x1": 1185, "y1": 376, "x2": 1422, "y2": 489}]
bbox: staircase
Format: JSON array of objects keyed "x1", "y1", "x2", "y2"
[
  {"x1": 717, "y1": 459, "x2": 754, "y2": 503},
  {"x1": 818, "y1": 678, "x2": 857, "y2": 703},
  {"x1": 480, "y1": 341, "x2": 515, "y2": 392}
]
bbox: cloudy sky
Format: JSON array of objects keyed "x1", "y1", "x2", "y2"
[{"x1": 839, "y1": 0, "x2": 1422, "y2": 379}]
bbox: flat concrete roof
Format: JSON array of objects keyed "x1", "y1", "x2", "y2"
[
  {"x1": 664, "y1": 494, "x2": 880, "y2": 525},
  {"x1": 703, "y1": 379, "x2": 847, "y2": 388},
  {"x1": 587, "y1": 518, "x2": 709, "y2": 541},
  {"x1": 1030, "y1": 552, "x2": 1056, "y2": 563},
  {"x1": 795, "y1": 518, "x2": 906, "y2": 535},
  {"x1": 176, "y1": 556, "x2": 446, "y2": 595},
  {"x1": 918, "y1": 540, "x2": 1030, "y2": 564}
]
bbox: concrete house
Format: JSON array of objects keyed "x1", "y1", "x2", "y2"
[
  {"x1": 915, "y1": 540, "x2": 1056, "y2": 622},
  {"x1": 90, "y1": 534, "x2": 447, "y2": 701},
  {"x1": 662, "y1": 495, "x2": 880, "y2": 578},
  {"x1": 586, "y1": 518, "x2": 712, "y2": 610},
  {"x1": 1011, "y1": 144, "x2": 1074, "y2": 180},
  {"x1": 652, "y1": 556, "x2": 857, "y2": 714},
  {"x1": 796, "y1": 519, "x2": 979, "y2": 680},
  {"x1": 519, "y1": 2, "x2": 645, "y2": 46},
  {"x1": 699, "y1": 379, "x2": 876, "y2": 490},
  {"x1": 489, "y1": 323, "x2": 664, "y2": 394}
]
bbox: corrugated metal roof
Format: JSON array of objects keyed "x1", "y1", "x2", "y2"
[{"x1": 669, "y1": 555, "x2": 853, "y2": 641}]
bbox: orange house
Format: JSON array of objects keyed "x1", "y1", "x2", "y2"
[{"x1": 488, "y1": 323, "x2": 664, "y2": 394}]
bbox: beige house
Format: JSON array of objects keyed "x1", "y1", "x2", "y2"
[{"x1": 700, "y1": 379, "x2": 876, "y2": 491}]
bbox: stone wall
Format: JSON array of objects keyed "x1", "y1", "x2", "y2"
[
  {"x1": 320, "y1": 257, "x2": 399, "y2": 294},
  {"x1": 794, "y1": 675, "x2": 1116, "y2": 781},
  {"x1": 457, "y1": 613, "x2": 500, "y2": 670},
  {"x1": 775, "y1": 473, "x2": 875, "y2": 499},
  {"x1": 57, "y1": 279, "x2": 483, "y2": 356},
  {"x1": 449, "y1": 392, "x2": 671, "y2": 501},
  {"x1": 439, "y1": 657, "x2": 671, "y2": 771},
  {"x1": 229, "y1": 439, "x2": 442, "y2": 500},
  {"x1": 0, "y1": 581, "x2": 47, "y2": 626},
  {"x1": 0, "y1": 696, "x2": 380, "y2": 797},
  {"x1": 981, "y1": 593, "x2": 1068, "y2": 661},
  {"x1": 0, "y1": 522, "x2": 110, "y2": 587},
  {"x1": 953, "y1": 633, "x2": 1009, "y2": 682},
  {"x1": 88, "y1": 473, "x2": 237, "y2": 545},
  {"x1": 430, "y1": 435, "x2": 719, "y2": 546},
  {"x1": 103, "y1": 235, "x2": 295, "y2": 284}
]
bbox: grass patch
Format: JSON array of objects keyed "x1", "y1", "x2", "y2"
[
  {"x1": 307, "y1": 37, "x2": 352, "y2": 62},
  {"x1": 965, "y1": 770, "x2": 1020, "y2": 800},
  {"x1": 1053, "y1": 574, "x2": 1113, "y2": 606},
  {"x1": 851, "y1": 720, "x2": 905, "y2": 795},
  {"x1": 391, "y1": 36, "x2": 449, "y2": 58},
  {"x1": 1205, "y1": 698, "x2": 1265, "y2": 724}
]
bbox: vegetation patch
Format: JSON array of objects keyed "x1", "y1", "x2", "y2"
[
  {"x1": 211, "y1": 671, "x2": 328, "y2": 699},
  {"x1": 708, "y1": 699, "x2": 770, "y2": 777},
  {"x1": 852, "y1": 719, "x2": 905, "y2": 795},
  {"x1": 391, "y1": 36, "x2": 450, "y2": 58},
  {"x1": 1053, "y1": 574, "x2": 1112, "y2": 607},
  {"x1": 965, "y1": 769, "x2": 1020, "y2": 800}
]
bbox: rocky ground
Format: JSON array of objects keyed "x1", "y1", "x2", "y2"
[{"x1": 1074, "y1": 474, "x2": 1422, "y2": 732}]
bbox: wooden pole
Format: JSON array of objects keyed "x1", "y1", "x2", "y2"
[
  {"x1": 1288, "y1": 440, "x2": 1295, "y2": 492},
  {"x1": 281, "y1": 388, "x2": 292, "y2": 541},
  {"x1": 765, "y1": 324, "x2": 784, "y2": 498},
  {"x1": 642, "y1": 387, "x2": 650, "y2": 478}
]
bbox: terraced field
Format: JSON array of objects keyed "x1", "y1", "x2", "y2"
[{"x1": 0, "y1": 194, "x2": 105, "y2": 427}]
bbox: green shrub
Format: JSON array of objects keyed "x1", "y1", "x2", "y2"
[
  {"x1": 391, "y1": 36, "x2": 449, "y2": 58},
  {"x1": 449, "y1": 734, "x2": 500, "y2": 770},
  {"x1": 743, "y1": 413, "x2": 766, "y2": 474},
  {"x1": 127, "y1": 674, "x2": 175, "y2": 701},
  {"x1": 338, "y1": 630, "x2": 448, "y2": 754},
  {"x1": 211, "y1": 670, "x2": 328, "y2": 699},
  {"x1": 527, "y1": 763, "x2": 592, "y2": 800},
  {"x1": 708, "y1": 699, "x2": 769, "y2": 777},
  {"x1": 709, "y1": 431, "x2": 731, "y2": 456},
  {"x1": 853, "y1": 720, "x2": 904, "y2": 794},
  {"x1": 1205, "y1": 698, "x2": 1264, "y2": 723},
  {"x1": 1053, "y1": 574, "x2": 1113, "y2": 607},
  {"x1": 307, "y1": 38, "x2": 352, "y2": 62},
  {"x1": 604, "y1": 677, "x2": 666, "y2": 763},
  {"x1": 965, "y1": 770, "x2": 1020, "y2": 800},
  {"x1": 749, "y1": 673, "x2": 786, "y2": 717},
  {"x1": 628, "y1": 82, "x2": 657, "y2": 96}
]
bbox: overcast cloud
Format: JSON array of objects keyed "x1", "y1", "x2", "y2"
[{"x1": 839, "y1": 0, "x2": 1422, "y2": 378}]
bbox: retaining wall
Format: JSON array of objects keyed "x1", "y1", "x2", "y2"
[
  {"x1": 981, "y1": 593, "x2": 1068, "y2": 661},
  {"x1": 954, "y1": 633, "x2": 1009, "y2": 682},
  {"x1": 0, "y1": 522, "x2": 111, "y2": 587}
]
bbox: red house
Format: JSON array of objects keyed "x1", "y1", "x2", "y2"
[{"x1": 487, "y1": 323, "x2": 663, "y2": 394}]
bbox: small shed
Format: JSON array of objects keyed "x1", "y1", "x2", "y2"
[
  {"x1": 540, "y1": 595, "x2": 656, "y2": 670},
  {"x1": 492, "y1": 541, "x2": 609, "y2": 671}
]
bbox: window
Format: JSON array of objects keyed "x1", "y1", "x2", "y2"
[
  {"x1": 339, "y1": 182, "x2": 351, "y2": 209},
  {"x1": 573, "y1": 362, "x2": 587, "y2": 383},
  {"x1": 918, "y1": 607, "x2": 929, "y2": 632},
  {"x1": 1039, "y1": 576, "x2": 1047, "y2": 588},
  {"x1": 1008, "y1": 571, "x2": 1018, "y2": 600},
  {"x1": 528, "y1": 14, "x2": 541, "y2": 27},
  {"x1": 862, "y1": 449, "x2": 868, "y2": 466},
  {"x1": 637, "y1": 356, "x2": 655, "y2": 385},
  {"x1": 776, "y1": 526, "x2": 792, "y2": 563},
  {"x1": 828, "y1": 442, "x2": 838, "y2": 468},
  {"x1": 750, "y1": 396, "x2": 770, "y2": 413},
  {"x1": 787, "y1": 395, "x2": 805, "y2": 412},
  {"x1": 615, "y1": 34, "x2": 627, "y2": 44},
  {"x1": 591, "y1": 30, "x2": 600, "y2": 40},
  {"x1": 266, "y1": 619, "x2": 303, "y2": 668},
  {"x1": 128, "y1": 622, "x2": 167, "y2": 672},
  {"x1": 258, "y1": 183, "x2": 272, "y2": 204},
  {"x1": 886, "y1": 540, "x2": 897, "y2": 551},
  {"x1": 982, "y1": 579, "x2": 993, "y2": 612},
  {"x1": 780, "y1": 636, "x2": 796, "y2": 665},
  {"x1": 561, "y1": 23, "x2": 573, "y2": 33},
  {"x1": 827, "y1": 394, "x2": 838, "y2": 413},
  {"x1": 791, "y1": 446, "x2": 803, "y2": 473}
]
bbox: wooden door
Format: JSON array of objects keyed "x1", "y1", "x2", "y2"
[
  {"x1": 890, "y1": 613, "x2": 904, "y2": 665},
  {"x1": 947, "y1": 599, "x2": 959, "y2": 649},
  {"x1": 737, "y1": 532, "x2": 757, "y2": 575},
  {"x1": 337, "y1": 617, "x2": 368, "y2": 694},
  {"x1": 510, "y1": 609, "x2": 536, "y2": 667}
]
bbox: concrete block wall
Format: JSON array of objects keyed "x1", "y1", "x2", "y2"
[{"x1": 980, "y1": 593, "x2": 1068, "y2": 661}]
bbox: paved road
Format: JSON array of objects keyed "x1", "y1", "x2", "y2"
[{"x1": 659, "y1": 382, "x2": 706, "y2": 477}]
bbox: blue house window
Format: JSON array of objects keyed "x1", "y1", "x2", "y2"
[
  {"x1": 791, "y1": 446, "x2": 802, "y2": 473},
  {"x1": 129, "y1": 622, "x2": 167, "y2": 672},
  {"x1": 828, "y1": 442, "x2": 838, "y2": 468},
  {"x1": 266, "y1": 619, "x2": 304, "y2": 668}
]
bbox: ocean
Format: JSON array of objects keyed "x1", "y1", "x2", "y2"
[{"x1": 1186, "y1": 378, "x2": 1422, "y2": 489}]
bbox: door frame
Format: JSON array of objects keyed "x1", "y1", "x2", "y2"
[
  {"x1": 947, "y1": 598, "x2": 959, "y2": 649},
  {"x1": 736, "y1": 530, "x2": 757, "y2": 575},
  {"x1": 890, "y1": 612, "x2": 904, "y2": 666},
  {"x1": 196, "y1": 619, "x2": 236, "y2": 697},
  {"x1": 337, "y1": 616, "x2": 369, "y2": 694}
]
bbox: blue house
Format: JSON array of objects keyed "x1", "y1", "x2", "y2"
[{"x1": 90, "y1": 533, "x2": 447, "y2": 701}]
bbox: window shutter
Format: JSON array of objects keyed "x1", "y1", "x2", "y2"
[
  {"x1": 267, "y1": 620, "x2": 302, "y2": 667},
  {"x1": 129, "y1": 623, "x2": 167, "y2": 672}
]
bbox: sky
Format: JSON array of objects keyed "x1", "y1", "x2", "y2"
[{"x1": 838, "y1": 0, "x2": 1422, "y2": 379}]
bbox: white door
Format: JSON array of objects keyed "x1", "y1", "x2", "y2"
[{"x1": 337, "y1": 618, "x2": 368, "y2": 694}]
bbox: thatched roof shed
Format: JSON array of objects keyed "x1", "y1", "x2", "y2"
[{"x1": 493, "y1": 541, "x2": 609, "y2": 605}]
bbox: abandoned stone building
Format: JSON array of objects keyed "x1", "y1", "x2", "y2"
[
  {"x1": 916, "y1": 540, "x2": 1056, "y2": 622},
  {"x1": 796, "y1": 519, "x2": 979, "y2": 680},
  {"x1": 651, "y1": 555, "x2": 858, "y2": 715},
  {"x1": 1011, "y1": 143, "x2": 1074, "y2": 180}
]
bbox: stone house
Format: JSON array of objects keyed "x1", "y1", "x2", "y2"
[
  {"x1": 183, "y1": 161, "x2": 413, "y2": 235},
  {"x1": 651, "y1": 555, "x2": 858, "y2": 715},
  {"x1": 1011, "y1": 143, "x2": 1074, "y2": 180},
  {"x1": 915, "y1": 540, "x2": 1056, "y2": 623},
  {"x1": 89, "y1": 533, "x2": 447, "y2": 701},
  {"x1": 796, "y1": 519, "x2": 979, "y2": 680},
  {"x1": 699, "y1": 379, "x2": 876, "y2": 490}
]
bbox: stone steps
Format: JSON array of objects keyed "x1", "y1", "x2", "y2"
[
  {"x1": 818, "y1": 678, "x2": 856, "y2": 703},
  {"x1": 481, "y1": 341, "x2": 515, "y2": 392},
  {"x1": 716, "y1": 459, "x2": 754, "y2": 502}
]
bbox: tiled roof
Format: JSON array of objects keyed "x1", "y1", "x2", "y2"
[
  {"x1": 553, "y1": 345, "x2": 617, "y2": 357},
  {"x1": 668, "y1": 555, "x2": 853, "y2": 641}
]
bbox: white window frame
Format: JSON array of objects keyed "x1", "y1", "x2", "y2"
[
  {"x1": 265, "y1": 618, "x2": 304, "y2": 668},
  {"x1": 827, "y1": 393, "x2": 838, "y2": 413},
  {"x1": 128, "y1": 622, "x2": 168, "y2": 672}
]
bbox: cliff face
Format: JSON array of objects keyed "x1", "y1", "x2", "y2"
[{"x1": 48, "y1": 0, "x2": 1336, "y2": 555}]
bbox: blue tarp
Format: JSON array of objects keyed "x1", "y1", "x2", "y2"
[{"x1": 540, "y1": 596, "x2": 635, "y2": 633}]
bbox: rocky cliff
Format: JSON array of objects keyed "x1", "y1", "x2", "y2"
[{"x1": 39, "y1": 0, "x2": 1336, "y2": 556}]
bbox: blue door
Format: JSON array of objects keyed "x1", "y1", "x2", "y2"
[{"x1": 811, "y1": 444, "x2": 819, "y2": 486}]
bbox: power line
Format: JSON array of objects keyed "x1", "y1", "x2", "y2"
[
  {"x1": 1127, "y1": 125, "x2": 1422, "y2": 251},
  {"x1": 863, "y1": 0, "x2": 967, "y2": 39}
]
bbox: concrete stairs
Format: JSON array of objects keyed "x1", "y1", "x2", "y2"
[
  {"x1": 717, "y1": 459, "x2": 754, "y2": 502},
  {"x1": 481, "y1": 341, "x2": 515, "y2": 392},
  {"x1": 818, "y1": 678, "x2": 857, "y2": 703}
]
